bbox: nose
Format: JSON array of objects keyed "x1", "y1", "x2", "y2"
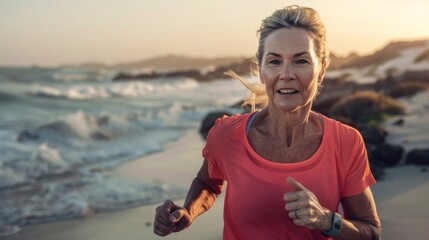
[{"x1": 279, "y1": 63, "x2": 295, "y2": 81}]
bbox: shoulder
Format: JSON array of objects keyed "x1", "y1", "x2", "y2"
[
  {"x1": 209, "y1": 113, "x2": 249, "y2": 137},
  {"x1": 322, "y1": 115, "x2": 368, "y2": 171},
  {"x1": 322, "y1": 115, "x2": 362, "y2": 142},
  {"x1": 204, "y1": 113, "x2": 249, "y2": 161}
]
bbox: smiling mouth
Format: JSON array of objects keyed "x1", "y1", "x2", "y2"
[{"x1": 277, "y1": 89, "x2": 299, "y2": 95}]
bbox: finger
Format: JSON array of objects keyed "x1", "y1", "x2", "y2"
[
  {"x1": 285, "y1": 201, "x2": 307, "y2": 211},
  {"x1": 155, "y1": 213, "x2": 175, "y2": 227},
  {"x1": 154, "y1": 220, "x2": 173, "y2": 231},
  {"x1": 169, "y1": 208, "x2": 188, "y2": 223},
  {"x1": 153, "y1": 226, "x2": 172, "y2": 237},
  {"x1": 288, "y1": 209, "x2": 300, "y2": 219},
  {"x1": 161, "y1": 199, "x2": 176, "y2": 213},
  {"x1": 287, "y1": 177, "x2": 307, "y2": 191},
  {"x1": 155, "y1": 201, "x2": 178, "y2": 225},
  {"x1": 284, "y1": 192, "x2": 300, "y2": 202},
  {"x1": 156, "y1": 208, "x2": 172, "y2": 223},
  {"x1": 293, "y1": 218, "x2": 308, "y2": 227},
  {"x1": 154, "y1": 217, "x2": 176, "y2": 236}
]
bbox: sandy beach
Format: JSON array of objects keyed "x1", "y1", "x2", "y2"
[{"x1": 6, "y1": 112, "x2": 429, "y2": 240}]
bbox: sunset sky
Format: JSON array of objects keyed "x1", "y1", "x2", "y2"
[{"x1": 1, "y1": 0, "x2": 428, "y2": 67}]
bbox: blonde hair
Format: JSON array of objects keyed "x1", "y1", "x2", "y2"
[{"x1": 228, "y1": 5, "x2": 329, "y2": 112}]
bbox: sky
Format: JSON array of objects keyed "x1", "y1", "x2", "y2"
[{"x1": 0, "y1": 0, "x2": 428, "y2": 67}]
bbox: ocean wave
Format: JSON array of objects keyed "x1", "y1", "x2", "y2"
[
  {"x1": 30, "y1": 78, "x2": 199, "y2": 99},
  {"x1": 17, "y1": 111, "x2": 117, "y2": 144},
  {"x1": 16, "y1": 108, "x2": 188, "y2": 145},
  {"x1": 9, "y1": 109, "x2": 186, "y2": 185},
  {"x1": 52, "y1": 69, "x2": 114, "y2": 82}
]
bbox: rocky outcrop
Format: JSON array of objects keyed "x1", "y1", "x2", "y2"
[
  {"x1": 371, "y1": 143, "x2": 404, "y2": 167},
  {"x1": 360, "y1": 126, "x2": 387, "y2": 145},
  {"x1": 113, "y1": 59, "x2": 254, "y2": 82},
  {"x1": 400, "y1": 70, "x2": 429, "y2": 84},
  {"x1": 406, "y1": 149, "x2": 429, "y2": 165}
]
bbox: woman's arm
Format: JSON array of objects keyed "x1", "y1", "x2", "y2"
[
  {"x1": 153, "y1": 160, "x2": 224, "y2": 236},
  {"x1": 333, "y1": 188, "x2": 381, "y2": 240},
  {"x1": 184, "y1": 160, "x2": 224, "y2": 218},
  {"x1": 284, "y1": 178, "x2": 381, "y2": 239}
]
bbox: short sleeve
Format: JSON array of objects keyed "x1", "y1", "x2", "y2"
[
  {"x1": 341, "y1": 129, "x2": 376, "y2": 197},
  {"x1": 202, "y1": 118, "x2": 226, "y2": 180}
]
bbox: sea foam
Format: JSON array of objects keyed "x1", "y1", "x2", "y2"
[{"x1": 30, "y1": 78, "x2": 198, "y2": 99}]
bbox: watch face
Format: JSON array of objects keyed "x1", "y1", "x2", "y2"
[{"x1": 334, "y1": 219, "x2": 341, "y2": 229}]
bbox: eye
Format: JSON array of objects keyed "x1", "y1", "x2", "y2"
[
  {"x1": 267, "y1": 59, "x2": 281, "y2": 65},
  {"x1": 295, "y1": 59, "x2": 309, "y2": 64}
]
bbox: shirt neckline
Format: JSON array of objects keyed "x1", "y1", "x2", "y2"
[{"x1": 242, "y1": 112, "x2": 327, "y2": 170}]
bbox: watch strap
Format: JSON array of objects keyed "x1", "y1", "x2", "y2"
[{"x1": 322, "y1": 212, "x2": 342, "y2": 237}]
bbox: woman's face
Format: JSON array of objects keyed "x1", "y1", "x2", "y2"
[{"x1": 259, "y1": 27, "x2": 325, "y2": 113}]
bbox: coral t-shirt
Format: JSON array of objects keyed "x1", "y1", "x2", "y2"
[{"x1": 202, "y1": 113, "x2": 375, "y2": 240}]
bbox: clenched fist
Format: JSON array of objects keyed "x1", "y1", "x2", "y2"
[{"x1": 153, "y1": 200, "x2": 193, "y2": 237}]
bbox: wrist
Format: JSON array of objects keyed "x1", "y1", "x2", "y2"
[
  {"x1": 183, "y1": 206, "x2": 194, "y2": 220},
  {"x1": 322, "y1": 212, "x2": 342, "y2": 237},
  {"x1": 320, "y1": 210, "x2": 333, "y2": 232}
]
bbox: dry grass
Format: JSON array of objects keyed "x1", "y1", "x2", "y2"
[{"x1": 331, "y1": 91, "x2": 405, "y2": 122}]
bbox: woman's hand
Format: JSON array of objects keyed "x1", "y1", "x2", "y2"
[
  {"x1": 283, "y1": 177, "x2": 332, "y2": 231},
  {"x1": 153, "y1": 200, "x2": 193, "y2": 237}
]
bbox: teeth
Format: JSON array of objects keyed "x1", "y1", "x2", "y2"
[{"x1": 278, "y1": 89, "x2": 298, "y2": 94}]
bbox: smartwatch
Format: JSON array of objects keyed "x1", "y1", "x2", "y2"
[{"x1": 322, "y1": 212, "x2": 342, "y2": 237}]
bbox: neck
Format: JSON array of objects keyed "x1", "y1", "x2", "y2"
[{"x1": 257, "y1": 103, "x2": 319, "y2": 147}]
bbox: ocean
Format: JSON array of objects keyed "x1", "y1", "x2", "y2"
[{"x1": 0, "y1": 67, "x2": 247, "y2": 236}]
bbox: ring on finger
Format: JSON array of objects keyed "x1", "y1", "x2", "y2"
[{"x1": 294, "y1": 209, "x2": 299, "y2": 219}]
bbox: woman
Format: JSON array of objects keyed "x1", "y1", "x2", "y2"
[{"x1": 154, "y1": 5, "x2": 381, "y2": 239}]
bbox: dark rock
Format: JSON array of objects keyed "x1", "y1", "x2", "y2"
[
  {"x1": 400, "y1": 70, "x2": 429, "y2": 84},
  {"x1": 164, "y1": 70, "x2": 205, "y2": 81},
  {"x1": 16, "y1": 130, "x2": 39, "y2": 142},
  {"x1": 392, "y1": 118, "x2": 404, "y2": 126},
  {"x1": 90, "y1": 131, "x2": 114, "y2": 140},
  {"x1": 359, "y1": 126, "x2": 387, "y2": 144},
  {"x1": 199, "y1": 111, "x2": 232, "y2": 140},
  {"x1": 113, "y1": 71, "x2": 159, "y2": 81},
  {"x1": 369, "y1": 162, "x2": 385, "y2": 180},
  {"x1": 367, "y1": 144, "x2": 385, "y2": 180},
  {"x1": 332, "y1": 116, "x2": 357, "y2": 128},
  {"x1": 313, "y1": 96, "x2": 342, "y2": 116},
  {"x1": 387, "y1": 82, "x2": 429, "y2": 98},
  {"x1": 372, "y1": 143, "x2": 404, "y2": 167},
  {"x1": 406, "y1": 149, "x2": 429, "y2": 165},
  {"x1": 367, "y1": 144, "x2": 382, "y2": 166}
]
